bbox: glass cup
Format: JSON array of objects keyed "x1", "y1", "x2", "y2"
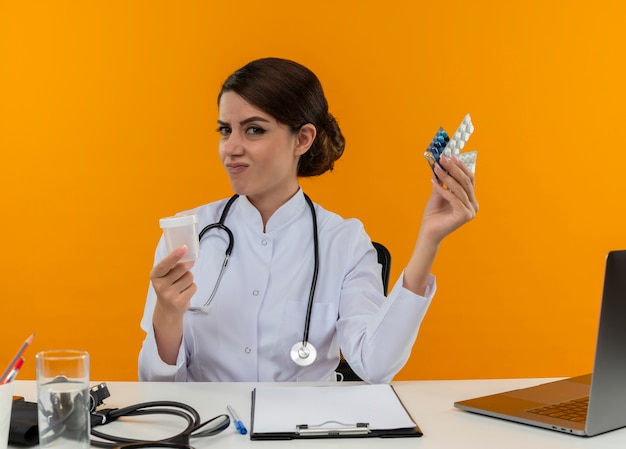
[
  {"x1": 36, "y1": 350, "x2": 90, "y2": 449},
  {"x1": 159, "y1": 214, "x2": 199, "y2": 262},
  {"x1": 0, "y1": 381, "x2": 15, "y2": 449}
]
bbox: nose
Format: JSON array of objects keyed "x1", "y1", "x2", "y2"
[{"x1": 220, "y1": 131, "x2": 244, "y2": 157}]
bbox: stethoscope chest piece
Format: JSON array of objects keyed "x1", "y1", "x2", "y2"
[{"x1": 290, "y1": 341, "x2": 317, "y2": 366}]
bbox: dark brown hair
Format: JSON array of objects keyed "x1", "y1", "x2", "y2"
[{"x1": 218, "y1": 58, "x2": 345, "y2": 177}]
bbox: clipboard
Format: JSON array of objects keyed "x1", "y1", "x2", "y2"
[{"x1": 250, "y1": 384, "x2": 422, "y2": 440}]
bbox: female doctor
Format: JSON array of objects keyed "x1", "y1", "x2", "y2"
[{"x1": 138, "y1": 57, "x2": 479, "y2": 383}]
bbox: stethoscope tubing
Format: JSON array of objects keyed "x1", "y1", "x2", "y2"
[
  {"x1": 300, "y1": 194, "x2": 319, "y2": 348},
  {"x1": 90, "y1": 401, "x2": 230, "y2": 448},
  {"x1": 193, "y1": 193, "x2": 320, "y2": 365},
  {"x1": 189, "y1": 197, "x2": 237, "y2": 312}
]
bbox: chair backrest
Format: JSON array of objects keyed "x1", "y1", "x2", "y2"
[
  {"x1": 336, "y1": 241, "x2": 392, "y2": 381},
  {"x1": 372, "y1": 241, "x2": 391, "y2": 296}
]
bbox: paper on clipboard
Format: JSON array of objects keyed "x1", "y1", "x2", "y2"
[{"x1": 251, "y1": 384, "x2": 421, "y2": 438}]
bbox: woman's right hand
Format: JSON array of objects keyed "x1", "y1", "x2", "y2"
[
  {"x1": 150, "y1": 246, "x2": 197, "y2": 364},
  {"x1": 150, "y1": 246, "x2": 197, "y2": 315}
]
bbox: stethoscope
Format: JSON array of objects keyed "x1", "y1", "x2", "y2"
[
  {"x1": 38, "y1": 377, "x2": 231, "y2": 449},
  {"x1": 188, "y1": 193, "x2": 320, "y2": 367}
]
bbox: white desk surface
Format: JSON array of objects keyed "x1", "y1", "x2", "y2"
[{"x1": 10, "y1": 378, "x2": 626, "y2": 448}]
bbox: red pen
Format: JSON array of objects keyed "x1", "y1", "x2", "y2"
[
  {"x1": 1, "y1": 357, "x2": 24, "y2": 384},
  {"x1": 0, "y1": 333, "x2": 34, "y2": 383}
]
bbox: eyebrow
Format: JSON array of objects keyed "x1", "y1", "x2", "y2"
[{"x1": 217, "y1": 116, "x2": 271, "y2": 127}]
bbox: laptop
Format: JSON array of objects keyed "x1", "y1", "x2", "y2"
[{"x1": 454, "y1": 250, "x2": 626, "y2": 436}]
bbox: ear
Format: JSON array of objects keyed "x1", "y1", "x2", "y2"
[{"x1": 294, "y1": 124, "x2": 317, "y2": 157}]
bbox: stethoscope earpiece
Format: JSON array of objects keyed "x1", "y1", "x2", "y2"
[{"x1": 290, "y1": 341, "x2": 317, "y2": 366}]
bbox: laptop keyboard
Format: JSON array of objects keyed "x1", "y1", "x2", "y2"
[{"x1": 527, "y1": 397, "x2": 589, "y2": 422}]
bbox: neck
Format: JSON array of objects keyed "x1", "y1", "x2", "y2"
[{"x1": 248, "y1": 186, "x2": 300, "y2": 231}]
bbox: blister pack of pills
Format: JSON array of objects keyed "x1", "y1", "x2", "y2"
[{"x1": 424, "y1": 113, "x2": 477, "y2": 175}]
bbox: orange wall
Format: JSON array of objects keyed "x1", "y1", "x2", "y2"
[{"x1": 1, "y1": 1, "x2": 625, "y2": 382}]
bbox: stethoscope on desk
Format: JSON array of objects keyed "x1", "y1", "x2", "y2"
[
  {"x1": 188, "y1": 192, "x2": 321, "y2": 367},
  {"x1": 36, "y1": 379, "x2": 231, "y2": 449},
  {"x1": 90, "y1": 400, "x2": 230, "y2": 449}
]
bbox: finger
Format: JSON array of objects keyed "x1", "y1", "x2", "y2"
[
  {"x1": 449, "y1": 155, "x2": 475, "y2": 185},
  {"x1": 151, "y1": 246, "x2": 190, "y2": 279},
  {"x1": 431, "y1": 176, "x2": 478, "y2": 226},
  {"x1": 177, "y1": 282, "x2": 198, "y2": 307},
  {"x1": 154, "y1": 269, "x2": 197, "y2": 309},
  {"x1": 438, "y1": 157, "x2": 477, "y2": 211},
  {"x1": 434, "y1": 163, "x2": 471, "y2": 207},
  {"x1": 439, "y1": 155, "x2": 472, "y2": 185},
  {"x1": 150, "y1": 261, "x2": 195, "y2": 301},
  {"x1": 448, "y1": 156, "x2": 479, "y2": 212},
  {"x1": 170, "y1": 270, "x2": 196, "y2": 297}
]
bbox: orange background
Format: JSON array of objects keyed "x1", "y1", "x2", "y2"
[{"x1": 1, "y1": 1, "x2": 625, "y2": 382}]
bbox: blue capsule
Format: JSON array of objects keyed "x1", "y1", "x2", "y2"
[{"x1": 424, "y1": 126, "x2": 450, "y2": 178}]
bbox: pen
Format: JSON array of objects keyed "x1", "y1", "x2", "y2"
[
  {"x1": 227, "y1": 404, "x2": 248, "y2": 435},
  {"x1": 0, "y1": 333, "x2": 34, "y2": 383},
  {"x1": 1, "y1": 357, "x2": 24, "y2": 385}
]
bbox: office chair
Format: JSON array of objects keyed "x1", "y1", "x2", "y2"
[
  {"x1": 372, "y1": 241, "x2": 391, "y2": 295},
  {"x1": 335, "y1": 241, "x2": 391, "y2": 381}
]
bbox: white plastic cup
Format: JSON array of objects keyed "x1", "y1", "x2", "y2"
[
  {"x1": 36, "y1": 350, "x2": 90, "y2": 449},
  {"x1": 159, "y1": 214, "x2": 199, "y2": 263},
  {"x1": 0, "y1": 381, "x2": 15, "y2": 449}
]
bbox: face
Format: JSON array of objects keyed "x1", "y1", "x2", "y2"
[{"x1": 217, "y1": 91, "x2": 314, "y2": 205}]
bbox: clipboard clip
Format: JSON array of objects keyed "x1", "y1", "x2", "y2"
[{"x1": 296, "y1": 421, "x2": 370, "y2": 436}]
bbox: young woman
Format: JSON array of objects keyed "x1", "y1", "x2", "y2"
[{"x1": 139, "y1": 57, "x2": 479, "y2": 383}]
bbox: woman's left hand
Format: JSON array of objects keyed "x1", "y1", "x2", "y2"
[{"x1": 420, "y1": 155, "x2": 479, "y2": 244}]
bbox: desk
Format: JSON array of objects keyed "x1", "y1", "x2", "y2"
[{"x1": 10, "y1": 379, "x2": 626, "y2": 448}]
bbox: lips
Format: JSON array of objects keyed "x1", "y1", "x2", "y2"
[{"x1": 226, "y1": 162, "x2": 248, "y2": 174}]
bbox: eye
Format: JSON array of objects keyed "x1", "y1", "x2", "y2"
[
  {"x1": 216, "y1": 126, "x2": 231, "y2": 136},
  {"x1": 246, "y1": 126, "x2": 266, "y2": 136}
]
